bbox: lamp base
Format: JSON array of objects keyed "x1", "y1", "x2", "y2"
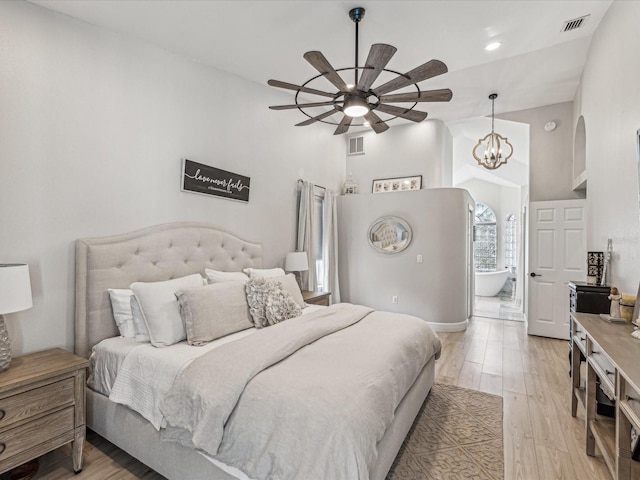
[{"x1": 0, "y1": 315, "x2": 11, "y2": 372}]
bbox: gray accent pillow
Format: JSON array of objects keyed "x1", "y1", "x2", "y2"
[
  {"x1": 176, "y1": 282, "x2": 254, "y2": 346},
  {"x1": 269, "y1": 274, "x2": 305, "y2": 308},
  {"x1": 245, "y1": 277, "x2": 302, "y2": 328}
]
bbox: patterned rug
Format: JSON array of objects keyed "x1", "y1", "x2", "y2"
[{"x1": 387, "y1": 383, "x2": 504, "y2": 480}]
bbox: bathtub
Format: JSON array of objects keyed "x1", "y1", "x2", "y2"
[{"x1": 475, "y1": 270, "x2": 510, "y2": 297}]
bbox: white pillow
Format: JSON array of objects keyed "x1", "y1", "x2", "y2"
[
  {"x1": 205, "y1": 268, "x2": 250, "y2": 283},
  {"x1": 243, "y1": 267, "x2": 285, "y2": 278},
  {"x1": 107, "y1": 289, "x2": 136, "y2": 338},
  {"x1": 130, "y1": 295, "x2": 150, "y2": 343},
  {"x1": 130, "y1": 274, "x2": 205, "y2": 347}
]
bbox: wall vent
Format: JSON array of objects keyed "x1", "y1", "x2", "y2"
[
  {"x1": 348, "y1": 136, "x2": 364, "y2": 155},
  {"x1": 562, "y1": 14, "x2": 590, "y2": 32}
]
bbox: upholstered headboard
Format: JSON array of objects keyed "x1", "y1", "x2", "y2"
[{"x1": 74, "y1": 222, "x2": 263, "y2": 358}]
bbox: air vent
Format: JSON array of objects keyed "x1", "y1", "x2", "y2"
[
  {"x1": 562, "y1": 15, "x2": 590, "y2": 32},
  {"x1": 348, "y1": 136, "x2": 364, "y2": 155}
]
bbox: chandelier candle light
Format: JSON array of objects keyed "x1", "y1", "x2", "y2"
[{"x1": 473, "y1": 93, "x2": 513, "y2": 170}]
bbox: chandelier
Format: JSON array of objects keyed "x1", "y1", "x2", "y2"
[{"x1": 472, "y1": 93, "x2": 513, "y2": 170}]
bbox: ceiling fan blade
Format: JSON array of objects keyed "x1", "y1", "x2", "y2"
[
  {"x1": 268, "y1": 79, "x2": 337, "y2": 98},
  {"x1": 333, "y1": 115, "x2": 353, "y2": 135},
  {"x1": 380, "y1": 88, "x2": 453, "y2": 103},
  {"x1": 375, "y1": 104, "x2": 428, "y2": 122},
  {"x1": 296, "y1": 108, "x2": 341, "y2": 127},
  {"x1": 373, "y1": 60, "x2": 448, "y2": 96},
  {"x1": 303, "y1": 51, "x2": 349, "y2": 92},
  {"x1": 356, "y1": 44, "x2": 397, "y2": 92},
  {"x1": 364, "y1": 111, "x2": 389, "y2": 134},
  {"x1": 269, "y1": 100, "x2": 338, "y2": 111}
]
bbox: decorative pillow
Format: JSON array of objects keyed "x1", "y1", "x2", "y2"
[
  {"x1": 269, "y1": 274, "x2": 305, "y2": 308},
  {"x1": 107, "y1": 288, "x2": 136, "y2": 338},
  {"x1": 243, "y1": 267, "x2": 285, "y2": 278},
  {"x1": 130, "y1": 274, "x2": 205, "y2": 347},
  {"x1": 205, "y1": 268, "x2": 250, "y2": 284},
  {"x1": 130, "y1": 295, "x2": 150, "y2": 343},
  {"x1": 177, "y1": 282, "x2": 253, "y2": 346},
  {"x1": 245, "y1": 277, "x2": 302, "y2": 328}
]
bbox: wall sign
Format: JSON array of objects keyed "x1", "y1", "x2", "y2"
[{"x1": 182, "y1": 158, "x2": 250, "y2": 202}]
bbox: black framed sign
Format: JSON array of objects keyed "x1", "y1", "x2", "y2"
[{"x1": 182, "y1": 158, "x2": 250, "y2": 202}]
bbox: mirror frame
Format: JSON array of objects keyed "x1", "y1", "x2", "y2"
[{"x1": 367, "y1": 216, "x2": 413, "y2": 254}]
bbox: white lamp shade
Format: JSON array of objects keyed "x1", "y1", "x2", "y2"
[
  {"x1": 0, "y1": 264, "x2": 33, "y2": 314},
  {"x1": 285, "y1": 252, "x2": 309, "y2": 272}
]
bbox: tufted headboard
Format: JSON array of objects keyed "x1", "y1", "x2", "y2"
[{"x1": 74, "y1": 222, "x2": 263, "y2": 358}]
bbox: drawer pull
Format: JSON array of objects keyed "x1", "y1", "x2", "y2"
[
  {"x1": 605, "y1": 370, "x2": 614, "y2": 376},
  {"x1": 0, "y1": 443, "x2": 5, "y2": 455},
  {"x1": 0, "y1": 409, "x2": 5, "y2": 421},
  {"x1": 626, "y1": 395, "x2": 638, "y2": 403},
  {"x1": 580, "y1": 336, "x2": 586, "y2": 342}
]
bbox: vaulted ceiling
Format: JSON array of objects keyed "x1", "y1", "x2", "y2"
[{"x1": 30, "y1": 0, "x2": 612, "y2": 124}]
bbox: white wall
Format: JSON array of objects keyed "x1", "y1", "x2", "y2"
[
  {"x1": 573, "y1": 1, "x2": 640, "y2": 294},
  {"x1": 497, "y1": 102, "x2": 578, "y2": 202},
  {"x1": 345, "y1": 120, "x2": 453, "y2": 194},
  {"x1": 338, "y1": 188, "x2": 474, "y2": 331},
  {"x1": 0, "y1": 1, "x2": 344, "y2": 355}
]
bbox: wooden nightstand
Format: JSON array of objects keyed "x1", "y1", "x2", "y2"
[
  {"x1": 302, "y1": 291, "x2": 331, "y2": 306},
  {"x1": 0, "y1": 348, "x2": 89, "y2": 476}
]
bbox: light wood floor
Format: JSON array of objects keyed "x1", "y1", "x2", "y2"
[{"x1": 30, "y1": 316, "x2": 611, "y2": 479}]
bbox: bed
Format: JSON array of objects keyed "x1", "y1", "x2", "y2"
[{"x1": 75, "y1": 222, "x2": 440, "y2": 480}]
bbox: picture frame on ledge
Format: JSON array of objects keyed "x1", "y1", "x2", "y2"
[{"x1": 372, "y1": 175, "x2": 422, "y2": 194}]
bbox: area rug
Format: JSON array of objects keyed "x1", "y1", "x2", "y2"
[{"x1": 387, "y1": 383, "x2": 504, "y2": 480}]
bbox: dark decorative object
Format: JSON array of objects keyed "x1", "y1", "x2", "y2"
[
  {"x1": 268, "y1": 7, "x2": 452, "y2": 135},
  {"x1": 182, "y1": 159, "x2": 250, "y2": 202},
  {"x1": 587, "y1": 251, "x2": 604, "y2": 285}
]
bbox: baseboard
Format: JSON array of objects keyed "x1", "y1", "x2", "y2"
[{"x1": 425, "y1": 318, "x2": 469, "y2": 332}]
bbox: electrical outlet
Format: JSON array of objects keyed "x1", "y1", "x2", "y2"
[
  {"x1": 392, "y1": 295, "x2": 398, "y2": 304},
  {"x1": 417, "y1": 254, "x2": 423, "y2": 263}
]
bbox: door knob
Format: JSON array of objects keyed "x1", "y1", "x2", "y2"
[{"x1": 530, "y1": 272, "x2": 542, "y2": 277}]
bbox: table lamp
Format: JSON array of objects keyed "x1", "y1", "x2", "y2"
[
  {"x1": 285, "y1": 252, "x2": 309, "y2": 289},
  {"x1": 0, "y1": 264, "x2": 33, "y2": 372}
]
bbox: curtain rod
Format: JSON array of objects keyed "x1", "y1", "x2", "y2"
[{"x1": 297, "y1": 178, "x2": 326, "y2": 190}]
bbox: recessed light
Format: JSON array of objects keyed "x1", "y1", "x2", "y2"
[{"x1": 485, "y1": 42, "x2": 502, "y2": 51}]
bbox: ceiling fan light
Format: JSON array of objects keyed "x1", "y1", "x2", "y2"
[{"x1": 343, "y1": 97, "x2": 370, "y2": 117}]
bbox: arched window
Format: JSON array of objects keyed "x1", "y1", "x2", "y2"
[
  {"x1": 474, "y1": 203, "x2": 497, "y2": 272},
  {"x1": 504, "y1": 213, "x2": 517, "y2": 269}
]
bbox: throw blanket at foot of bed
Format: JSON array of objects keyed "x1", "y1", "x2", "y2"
[{"x1": 160, "y1": 303, "x2": 441, "y2": 480}]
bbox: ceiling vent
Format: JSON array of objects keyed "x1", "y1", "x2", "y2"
[
  {"x1": 348, "y1": 136, "x2": 364, "y2": 156},
  {"x1": 562, "y1": 15, "x2": 590, "y2": 32}
]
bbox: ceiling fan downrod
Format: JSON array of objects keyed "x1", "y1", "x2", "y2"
[{"x1": 349, "y1": 7, "x2": 365, "y2": 87}]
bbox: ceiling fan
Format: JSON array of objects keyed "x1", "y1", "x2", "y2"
[{"x1": 268, "y1": 7, "x2": 452, "y2": 135}]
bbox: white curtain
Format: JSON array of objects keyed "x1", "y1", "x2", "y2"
[
  {"x1": 296, "y1": 181, "x2": 317, "y2": 292},
  {"x1": 322, "y1": 189, "x2": 340, "y2": 303}
]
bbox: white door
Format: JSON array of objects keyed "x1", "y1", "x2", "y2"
[{"x1": 528, "y1": 199, "x2": 586, "y2": 339}]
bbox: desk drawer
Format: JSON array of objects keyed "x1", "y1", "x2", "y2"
[
  {"x1": 573, "y1": 323, "x2": 587, "y2": 354},
  {"x1": 0, "y1": 406, "x2": 74, "y2": 463},
  {"x1": 621, "y1": 379, "x2": 640, "y2": 428},
  {"x1": 0, "y1": 378, "x2": 74, "y2": 430},
  {"x1": 590, "y1": 343, "x2": 616, "y2": 393}
]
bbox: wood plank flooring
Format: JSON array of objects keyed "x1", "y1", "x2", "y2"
[{"x1": 31, "y1": 316, "x2": 611, "y2": 479}]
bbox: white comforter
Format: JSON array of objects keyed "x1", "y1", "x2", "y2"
[{"x1": 159, "y1": 303, "x2": 441, "y2": 480}]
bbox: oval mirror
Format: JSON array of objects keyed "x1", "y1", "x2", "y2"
[{"x1": 367, "y1": 216, "x2": 412, "y2": 254}]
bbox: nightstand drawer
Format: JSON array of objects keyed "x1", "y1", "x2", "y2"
[
  {"x1": 0, "y1": 406, "x2": 74, "y2": 463},
  {"x1": 0, "y1": 377, "x2": 74, "y2": 429}
]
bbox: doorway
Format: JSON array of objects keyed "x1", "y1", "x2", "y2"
[{"x1": 448, "y1": 115, "x2": 529, "y2": 322}]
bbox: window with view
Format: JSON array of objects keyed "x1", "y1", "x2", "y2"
[{"x1": 474, "y1": 203, "x2": 497, "y2": 272}]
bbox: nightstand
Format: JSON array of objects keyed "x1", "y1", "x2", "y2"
[
  {"x1": 302, "y1": 291, "x2": 331, "y2": 306},
  {"x1": 0, "y1": 348, "x2": 89, "y2": 476}
]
